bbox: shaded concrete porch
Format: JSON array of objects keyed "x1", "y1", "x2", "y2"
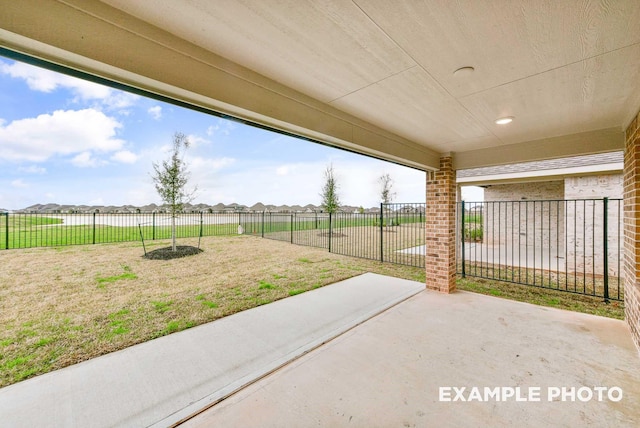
[{"x1": 184, "y1": 280, "x2": 640, "y2": 426}]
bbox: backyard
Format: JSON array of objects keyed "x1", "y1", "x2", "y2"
[{"x1": 0, "y1": 234, "x2": 624, "y2": 388}]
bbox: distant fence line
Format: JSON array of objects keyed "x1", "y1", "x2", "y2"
[
  {"x1": 0, "y1": 204, "x2": 427, "y2": 268},
  {"x1": 1, "y1": 199, "x2": 624, "y2": 303}
]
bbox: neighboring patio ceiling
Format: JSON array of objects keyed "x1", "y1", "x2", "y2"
[{"x1": 1, "y1": 0, "x2": 639, "y2": 170}]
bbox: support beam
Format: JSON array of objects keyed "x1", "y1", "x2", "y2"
[
  {"x1": 454, "y1": 128, "x2": 624, "y2": 170},
  {"x1": 425, "y1": 156, "x2": 457, "y2": 293},
  {"x1": 624, "y1": 109, "x2": 640, "y2": 354}
]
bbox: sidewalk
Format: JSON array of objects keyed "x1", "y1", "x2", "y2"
[{"x1": 0, "y1": 273, "x2": 424, "y2": 427}]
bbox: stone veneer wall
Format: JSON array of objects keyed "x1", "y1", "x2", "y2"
[{"x1": 624, "y1": 109, "x2": 640, "y2": 354}]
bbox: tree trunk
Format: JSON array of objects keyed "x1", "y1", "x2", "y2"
[{"x1": 171, "y1": 215, "x2": 176, "y2": 251}]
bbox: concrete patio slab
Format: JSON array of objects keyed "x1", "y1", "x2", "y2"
[
  {"x1": 0, "y1": 273, "x2": 423, "y2": 428},
  {"x1": 184, "y1": 289, "x2": 640, "y2": 427}
]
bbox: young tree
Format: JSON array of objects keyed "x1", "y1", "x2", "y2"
[
  {"x1": 379, "y1": 173, "x2": 396, "y2": 204},
  {"x1": 320, "y1": 163, "x2": 340, "y2": 214},
  {"x1": 151, "y1": 132, "x2": 197, "y2": 251}
]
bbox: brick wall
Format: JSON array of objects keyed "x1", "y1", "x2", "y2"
[
  {"x1": 624, "y1": 109, "x2": 640, "y2": 353},
  {"x1": 484, "y1": 181, "x2": 564, "y2": 249},
  {"x1": 565, "y1": 174, "x2": 623, "y2": 278},
  {"x1": 425, "y1": 156, "x2": 456, "y2": 293}
]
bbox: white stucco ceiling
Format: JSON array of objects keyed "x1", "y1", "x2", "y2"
[{"x1": 1, "y1": 0, "x2": 639, "y2": 170}]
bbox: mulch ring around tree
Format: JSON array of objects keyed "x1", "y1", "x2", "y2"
[{"x1": 143, "y1": 245, "x2": 203, "y2": 260}]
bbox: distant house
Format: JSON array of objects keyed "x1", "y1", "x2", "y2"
[{"x1": 457, "y1": 152, "x2": 623, "y2": 276}]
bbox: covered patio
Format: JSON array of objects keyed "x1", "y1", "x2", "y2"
[
  {"x1": 0, "y1": 274, "x2": 637, "y2": 427},
  {"x1": 1, "y1": 0, "x2": 639, "y2": 425}
]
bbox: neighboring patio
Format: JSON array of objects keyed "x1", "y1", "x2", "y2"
[{"x1": 0, "y1": 274, "x2": 637, "y2": 427}]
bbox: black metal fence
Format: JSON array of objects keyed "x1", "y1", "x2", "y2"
[
  {"x1": 457, "y1": 199, "x2": 623, "y2": 302},
  {"x1": 246, "y1": 203, "x2": 426, "y2": 267},
  {"x1": 2, "y1": 199, "x2": 625, "y2": 303},
  {"x1": 0, "y1": 204, "x2": 426, "y2": 268},
  {"x1": 0, "y1": 211, "x2": 246, "y2": 249}
]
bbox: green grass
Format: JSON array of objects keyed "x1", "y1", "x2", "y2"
[
  {"x1": 151, "y1": 300, "x2": 173, "y2": 313},
  {"x1": 96, "y1": 265, "x2": 138, "y2": 287},
  {"x1": 456, "y1": 277, "x2": 625, "y2": 319},
  {"x1": 258, "y1": 280, "x2": 276, "y2": 290}
]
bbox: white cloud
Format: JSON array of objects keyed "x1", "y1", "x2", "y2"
[
  {"x1": 0, "y1": 60, "x2": 139, "y2": 110},
  {"x1": 71, "y1": 152, "x2": 101, "y2": 168},
  {"x1": 186, "y1": 134, "x2": 210, "y2": 149},
  {"x1": 206, "y1": 119, "x2": 236, "y2": 137},
  {"x1": 276, "y1": 166, "x2": 290, "y2": 176},
  {"x1": 111, "y1": 150, "x2": 139, "y2": 164},
  {"x1": 206, "y1": 125, "x2": 218, "y2": 136},
  {"x1": 147, "y1": 106, "x2": 162, "y2": 120},
  {"x1": 11, "y1": 179, "x2": 28, "y2": 188},
  {"x1": 18, "y1": 165, "x2": 47, "y2": 174},
  {"x1": 103, "y1": 92, "x2": 140, "y2": 111},
  {"x1": 0, "y1": 109, "x2": 125, "y2": 162}
]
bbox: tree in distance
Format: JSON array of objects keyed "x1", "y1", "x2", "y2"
[
  {"x1": 378, "y1": 173, "x2": 396, "y2": 204},
  {"x1": 320, "y1": 163, "x2": 340, "y2": 214},
  {"x1": 151, "y1": 132, "x2": 197, "y2": 251}
]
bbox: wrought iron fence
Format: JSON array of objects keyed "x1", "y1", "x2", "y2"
[
  {"x1": 0, "y1": 211, "x2": 243, "y2": 249},
  {"x1": 0, "y1": 204, "x2": 426, "y2": 268},
  {"x1": 246, "y1": 203, "x2": 426, "y2": 268},
  {"x1": 457, "y1": 199, "x2": 623, "y2": 302}
]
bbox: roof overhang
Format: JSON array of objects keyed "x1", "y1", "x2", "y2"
[{"x1": 1, "y1": 0, "x2": 639, "y2": 171}]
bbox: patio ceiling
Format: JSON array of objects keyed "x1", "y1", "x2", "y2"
[{"x1": 1, "y1": 0, "x2": 639, "y2": 170}]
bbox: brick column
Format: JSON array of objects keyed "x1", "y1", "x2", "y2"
[
  {"x1": 624, "y1": 109, "x2": 640, "y2": 353},
  {"x1": 425, "y1": 155, "x2": 456, "y2": 293}
]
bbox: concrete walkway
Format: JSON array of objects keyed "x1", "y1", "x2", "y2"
[
  {"x1": 185, "y1": 290, "x2": 640, "y2": 427},
  {"x1": 0, "y1": 273, "x2": 424, "y2": 427}
]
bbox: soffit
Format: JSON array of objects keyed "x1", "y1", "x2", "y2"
[
  {"x1": 1, "y1": 0, "x2": 639, "y2": 169},
  {"x1": 100, "y1": 0, "x2": 640, "y2": 158}
]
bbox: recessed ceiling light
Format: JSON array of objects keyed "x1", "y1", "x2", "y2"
[
  {"x1": 453, "y1": 66, "x2": 475, "y2": 76},
  {"x1": 495, "y1": 116, "x2": 514, "y2": 125}
]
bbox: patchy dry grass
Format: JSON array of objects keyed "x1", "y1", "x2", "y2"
[
  {"x1": 456, "y1": 277, "x2": 625, "y2": 320},
  {"x1": 0, "y1": 234, "x2": 624, "y2": 388},
  {"x1": 0, "y1": 235, "x2": 424, "y2": 387}
]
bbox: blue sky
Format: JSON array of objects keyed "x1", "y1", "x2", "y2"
[{"x1": 0, "y1": 55, "x2": 481, "y2": 211}]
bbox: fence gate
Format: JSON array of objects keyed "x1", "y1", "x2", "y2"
[{"x1": 457, "y1": 199, "x2": 623, "y2": 302}]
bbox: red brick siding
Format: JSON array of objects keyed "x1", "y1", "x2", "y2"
[
  {"x1": 624, "y1": 109, "x2": 640, "y2": 353},
  {"x1": 425, "y1": 156, "x2": 456, "y2": 293}
]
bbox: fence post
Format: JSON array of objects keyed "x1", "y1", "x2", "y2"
[
  {"x1": 4, "y1": 212, "x2": 8, "y2": 250},
  {"x1": 329, "y1": 212, "x2": 333, "y2": 252},
  {"x1": 291, "y1": 214, "x2": 294, "y2": 244},
  {"x1": 380, "y1": 203, "x2": 384, "y2": 262},
  {"x1": 200, "y1": 211, "x2": 204, "y2": 237},
  {"x1": 152, "y1": 212, "x2": 156, "y2": 240},
  {"x1": 261, "y1": 211, "x2": 265, "y2": 238},
  {"x1": 461, "y1": 201, "x2": 466, "y2": 278},
  {"x1": 92, "y1": 212, "x2": 96, "y2": 245},
  {"x1": 603, "y1": 197, "x2": 609, "y2": 303}
]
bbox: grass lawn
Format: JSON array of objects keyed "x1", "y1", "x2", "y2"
[
  {"x1": 0, "y1": 235, "x2": 423, "y2": 388},
  {"x1": 0, "y1": 234, "x2": 624, "y2": 388}
]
